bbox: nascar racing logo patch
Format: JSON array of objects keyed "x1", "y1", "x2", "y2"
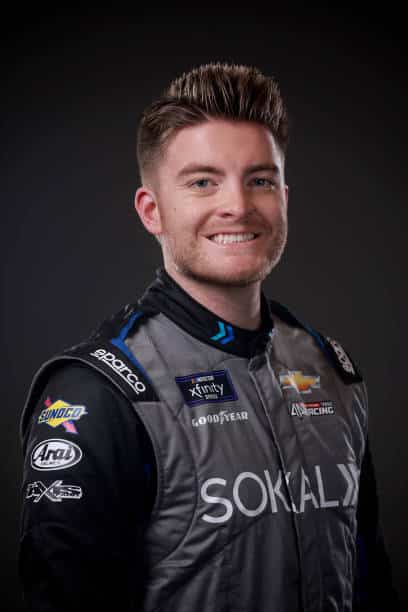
[{"x1": 175, "y1": 370, "x2": 238, "y2": 407}]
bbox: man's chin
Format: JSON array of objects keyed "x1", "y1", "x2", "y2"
[{"x1": 180, "y1": 262, "x2": 273, "y2": 288}]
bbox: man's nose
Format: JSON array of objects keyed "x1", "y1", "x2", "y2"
[{"x1": 217, "y1": 183, "x2": 255, "y2": 218}]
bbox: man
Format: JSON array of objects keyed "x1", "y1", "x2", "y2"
[{"x1": 20, "y1": 63, "x2": 398, "y2": 611}]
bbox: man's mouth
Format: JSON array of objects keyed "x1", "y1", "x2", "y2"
[{"x1": 208, "y1": 233, "x2": 258, "y2": 245}]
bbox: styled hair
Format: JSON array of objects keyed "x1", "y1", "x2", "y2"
[{"x1": 136, "y1": 62, "x2": 289, "y2": 183}]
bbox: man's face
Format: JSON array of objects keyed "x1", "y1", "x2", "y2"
[{"x1": 137, "y1": 119, "x2": 288, "y2": 288}]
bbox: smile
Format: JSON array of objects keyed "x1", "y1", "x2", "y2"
[{"x1": 208, "y1": 233, "x2": 258, "y2": 245}]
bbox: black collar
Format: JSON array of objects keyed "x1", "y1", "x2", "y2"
[{"x1": 138, "y1": 268, "x2": 273, "y2": 358}]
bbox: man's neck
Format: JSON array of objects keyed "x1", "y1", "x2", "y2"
[{"x1": 164, "y1": 265, "x2": 262, "y2": 331}]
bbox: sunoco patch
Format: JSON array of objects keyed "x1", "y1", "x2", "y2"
[
  {"x1": 175, "y1": 370, "x2": 238, "y2": 407},
  {"x1": 38, "y1": 398, "x2": 87, "y2": 434}
]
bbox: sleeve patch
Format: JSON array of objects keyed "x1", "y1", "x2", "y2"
[{"x1": 324, "y1": 336, "x2": 363, "y2": 384}]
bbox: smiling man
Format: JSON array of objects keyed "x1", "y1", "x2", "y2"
[
  {"x1": 20, "y1": 63, "x2": 398, "y2": 611},
  {"x1": 135, "y1": 118, "x2": 288, "y2": 329}
]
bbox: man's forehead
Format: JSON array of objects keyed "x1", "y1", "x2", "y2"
[{"x1": 161, "y1": 119, "x2": 283, "y2": 172}]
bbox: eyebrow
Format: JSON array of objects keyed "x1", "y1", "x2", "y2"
[
  {"x1": 176, "y1": 164, "x2": 225, "y2": 179},
  {"x1": 246, "y1": 164, "x2": 280, "y2": 175},
  {"x1": 176, "y1": 162, "x2": 280, "y2": 179}
]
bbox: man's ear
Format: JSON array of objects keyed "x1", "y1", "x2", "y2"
[{"x1": 134, "y1": 186, "x2": 162, "y2": 236}]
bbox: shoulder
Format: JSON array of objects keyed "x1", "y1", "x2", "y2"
[
  {"x1": 21, "y1": 304, "x2": 159, "y2": 441},
  {"x1": 56, "y1": 303, "x2": 158, "y2": 400},
  {"x1": 28, "y1": 361, "x2": 135, "y2": 425},
  {"x1": 20, "y1": 361, "x2": 150, "y2": 458},
  {"x1": 268, "y1": 298, "x2": 364, "y2": 385}
]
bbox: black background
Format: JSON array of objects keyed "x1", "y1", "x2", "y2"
[{"x1": 2, "y1": 12, "x2": 407, "y2": 610}]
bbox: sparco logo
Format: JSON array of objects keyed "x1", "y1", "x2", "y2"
[
  {"x1": 90, "y1": 349, "x2": 146, "y2": 394},
  {"x1": 327, "y1": 338, "x2": 355, "y2": 375},
  {"x1": 31, "y1": 439, "x2": 82, "y2": 471}
]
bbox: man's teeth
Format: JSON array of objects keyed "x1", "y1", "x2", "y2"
[{"x1": 210, "y1": 233, "x2": 256, "y2": 244}]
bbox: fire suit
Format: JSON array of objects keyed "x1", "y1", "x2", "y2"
[{"x1": 19, "y1": 267, "x2": 399, "y2": 611}]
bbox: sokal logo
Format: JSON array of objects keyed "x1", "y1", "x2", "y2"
[
  {"x1": 175, "y1": 370, "x2": 238, "y2": 407},
  {"x1": 290, "y1": 400, "x2": 335, "y2": 417},
  {"x1": 26, "y1": 480, "x2": 82, "y2": 503},
  {"x1": 279, "y1": 370, "x2": 320, "y2": 394},
  {"x1": 200, "y1": 462, "x2": 360, "y2": 524},
  {"x1": 90, "y1": 348, "x2": 146, "y2": 394},
  {"x1": 327, "y1": 338, "x2": 355, "y2": 375},
  {"x1": 38, "y1": 398, "x2": 87, "y2": 433},
  {"x1": 31, "y1": 439, "x2": 83, "y2": 471}
]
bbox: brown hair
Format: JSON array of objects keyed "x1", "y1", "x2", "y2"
[{"x1": 136, "y1": 62, "x2": 289, "y2": 183}]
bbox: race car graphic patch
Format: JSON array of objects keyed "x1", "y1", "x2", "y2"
[
  {"x1": 38, "y1": 397, "x2": 87, "y2": 434},
  {"x1": 26, "y1": 480, "x2": 83, "y2": 503}
]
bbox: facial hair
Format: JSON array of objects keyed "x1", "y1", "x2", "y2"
[{"x1": 162, "y1": 214, "x2": 288, "y2": 289}]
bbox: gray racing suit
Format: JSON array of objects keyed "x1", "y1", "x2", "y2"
[{"x1": 20, "y1": 268, "x2": 398, "y2": 611}]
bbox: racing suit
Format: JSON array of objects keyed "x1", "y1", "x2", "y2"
[{"x1": 19, "y1": 267, "x2": 399, "y2": 611}]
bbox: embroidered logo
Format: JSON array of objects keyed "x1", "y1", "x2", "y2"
[
  {"x1": 89, "y1": 348, "x2": 147, "y2": 394},
  {"x1": 26, "y1": 480, "x2": 83, "y2": 503},
  {"x1": 31, "y1": 439, "x2": 83, "y2": 471},
  {"x1": 327, "y1": 338, "x2": 356, "y2": 375},
  {"x1": 290, "y1": 400, "x2": 335, "y2": 417},
  {"x1": 211, "y1": 321, "x2": 234, "y2": 344},
  {"x1": 192, "y1": 409, "x2": 248, "y2": 427},
  {"x1": 175, "y1": 370, "x2": 238, "y2": 407},
  {"x1": 279, "y1": 371, "x2": 320, "y2": 394},
  {"x1": 38, "y1": 398, "x2": 87, "y2": 434}
]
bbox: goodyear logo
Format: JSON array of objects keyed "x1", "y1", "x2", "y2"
[
  {"x1": 38, "y1": 398, "x2": 87, "y2": 434},
  {"x1": 279, "y1": 370, "x2": 320, "y2": 394}
]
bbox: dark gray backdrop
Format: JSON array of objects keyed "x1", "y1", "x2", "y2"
[{"x1": 2, "y1": 13, "x2": 407, "y2": 610}]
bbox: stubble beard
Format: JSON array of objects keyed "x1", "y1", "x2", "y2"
[{"x1": 162, "y1": 219, "x2": 288, "y2": 289}]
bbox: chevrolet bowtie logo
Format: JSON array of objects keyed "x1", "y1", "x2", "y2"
[
  {"x1": 211, "y1": 321, "x2": 234, "y2": 344},
  {"x1": 279, "y1": 370, "x2": 320, "y2": 394}
]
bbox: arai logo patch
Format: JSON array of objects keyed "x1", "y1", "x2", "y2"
[
  {"x1": 175, "y1": 370, "x2": 238, "y2": 407},
  {"x1": 31, "y1": 439, "x2": 83, "y2": 471}
]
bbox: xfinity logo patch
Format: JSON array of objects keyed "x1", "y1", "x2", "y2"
[
  {"x1": 175, "y1": 370, "x2": 238, "y2": 407},
  {"x1": 90, "y1": 348, "x2": 146, "y2": 394},
  {"x1": 26, "y1": 480, "x2": 83, "y2": 503},
  {"x1": 31, "y1": 439, "x2": 83, "y2": 471}
]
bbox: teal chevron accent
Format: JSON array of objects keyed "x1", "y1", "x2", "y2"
[{"x1": 211, "y1": 321, "x2": 234, "y2": 344}]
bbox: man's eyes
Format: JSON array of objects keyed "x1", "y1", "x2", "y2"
[
  {"x1": 189, "y1": 177, "x2": 277, "y2": 189},
  {"x1": 249, "y1": 177, "x2": 277, "y2": 188},
  {"x1": 191, "y1": 178, "x2": 212, "y2": 188}
]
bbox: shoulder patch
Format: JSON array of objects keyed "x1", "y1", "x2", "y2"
[
  {"x1": 69, "y1": 306, "x2": 160, "y2": 402},
  {"x1": 268, "y1": 299, "x2": 363, "y2": 384},
  {"x1": 21, "y1": 307, "x2": 159, "y2": 449},
  {"x1": 323, "y1": 336, "x2": 363, "y2": 384},
  {"x1": 62, "y1": 340, "x2": 159, "y2": 402}
]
